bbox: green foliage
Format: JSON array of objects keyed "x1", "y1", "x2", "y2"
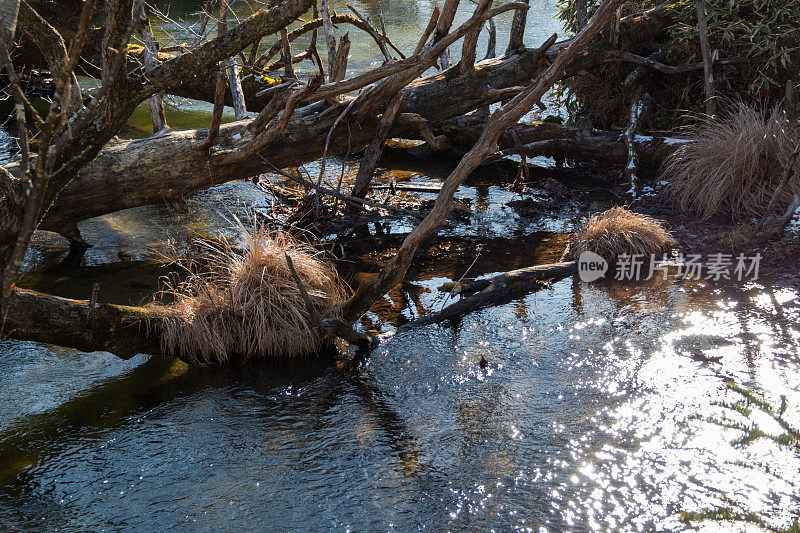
[
  {"x1": 667, "y1": 0, "x2": 800, "y2": 96},
  {"x1": 556, "y1": 0, "x2": 657, "y2": 35},
  {"x1": 556, "y1": 0, "x2": 800, "y2": 97}
]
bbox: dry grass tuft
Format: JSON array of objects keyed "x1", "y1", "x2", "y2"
[
  {"x1": 571, "y1": 207, "x2": 677, "y2": 262},
  {"x1": 159, "y1": 220, "x2": 347, "y2": 364},
  {"x1": 662, "y1": 103, "x2": 800, "y2": 219}
]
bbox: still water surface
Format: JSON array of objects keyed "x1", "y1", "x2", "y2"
[{"x1": 1, "y1": 1, "x2": 800, "y2": 531}]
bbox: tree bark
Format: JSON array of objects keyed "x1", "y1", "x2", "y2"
[
  {"x1": 11, "y1": 41, "x2": 555, "y2": 238},
  {"x1": 432, "y1": 114, "x2": 687, "y2": 168},
  {"x1": 351, "y1": 93, "x2": 404, "y2": 199},
  {"x1": 506, "y1": 0, "x2": 529, "y2": 52},
  {"x1": 3, "y1": 288, "x2": 163, "y2": 358}
]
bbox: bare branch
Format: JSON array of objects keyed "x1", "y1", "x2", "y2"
[
  {"x1": 319, "y1": 0, "x2": 337, "y2": 81},
  {"x1": 340, "y1": 0, "x2": 625, "y2": 323}
]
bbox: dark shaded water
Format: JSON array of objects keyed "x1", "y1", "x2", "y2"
[{"x1": 2, "y1": 1, "x2": 800, "y2": 531}]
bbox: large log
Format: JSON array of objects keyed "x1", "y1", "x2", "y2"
[
  {"x1": 4, "y1": 288, "x2": 163, "y2": 358},
  {"x1": 433, "y1": 114, "x2": 689, "y2": 168},
  {"x1": 33, "y1": 44, "x2": 556, "y2": 237},
  {"x1": 398, "y1": 261, "x2": 578, "y2": 329}
]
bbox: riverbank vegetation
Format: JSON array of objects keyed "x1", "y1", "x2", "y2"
[{"x1": 556, "y1": 0, "x2": 800, "y2": 128}]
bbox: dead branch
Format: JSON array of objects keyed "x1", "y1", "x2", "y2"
[
  {"x1": 253, "y1": 12, "x2": 404, "y2": 71},
  {"x1": 3, "y1": 288, "x2": 163, "y2": 358},
  {"x1": 216, "y1": 76, "x2": 323, "y2": 163},
  {"x1": 134, "y1": 0, "x2": 168, "y2": 133},
  {"x1": 279, "y1": 27, "x2": 295, "y2": 78},
  {"x1": 433, "y1": 0, "x2": 460, "y2": 70},
  {"x1": 484, "y1": 17, "x2": 496, "y2": 60},
  {"x1": 330, "y1": 33, "x2": 350, "y2": 83},
  {"x1": 694, "y1": 0, "x2": 716, "y2": 115},
  {"x1": 460, "y1": 0, "x2": 491, "y2": 74},
  {"x1": 200, "y1": 0, "x2": 230, "y2": 151},
  {"x1": 346, "y1": 5, "x2": 396, "y2": 62},
  {"x1": 319, "y1": 0, "x2": 337, "y2": 81},
  {"x1": 397, "y1": 261, "x2": 577, "y2": 329},
  {"x1": 351, "y1": 93, "x2": 404, "y2": 199},
  {"x1": 20, "y1": 40, "x2": 562, "y2": 237},
  {"x1": 339, "y1": 0, "x2": 626, "y2": 324},
  {"x1": 506, "y1": 0, "x2": 529, "y2": 52},
  {"x1": 414, "y1": 7, "x2": 440, "y2": 55}
]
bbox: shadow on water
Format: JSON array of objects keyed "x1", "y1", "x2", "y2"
[{"x1": 0, "y1": 351, "x2": 452, "y2": 530}]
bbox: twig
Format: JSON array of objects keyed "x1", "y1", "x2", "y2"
[
  {"x1": 414, "y1": 7, "x2": 440, "y2": 55},
  {"x1": 319, "y1": 0, "x2": 337, "y2": 81},
  {"x1": 285, "y1": 252, "x2": 321, "y2": 325},
  {"x1": 259, "y1": 157, "x2": 424, "y2": 219}
]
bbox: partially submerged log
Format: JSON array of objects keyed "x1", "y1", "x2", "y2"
[
  {"x1": 23, "y1": 42, "x2": 558, "y2": 237},
  {"x1": 4, "y1": 288, "x2": 162, "y2": 358},
  {"x1": 398, "y1": 261, "x2": 577, "y2": 329},
  {"x1": 434, "y1": 114, "x2": 688, "y2": 168}
]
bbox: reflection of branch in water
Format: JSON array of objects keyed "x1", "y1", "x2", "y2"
[
  {"x1": 681, "y1": 381, "x2": 800, "y2": 531},
  {"x1": 764, "y1": 286, "x2": 798, "y2": 359},
  {"x1": 731, "y1": 286, "x2": 763, "y2": 378},
  {"x1": 344, "y1": 371, "x2": 438, "y2": 485}
]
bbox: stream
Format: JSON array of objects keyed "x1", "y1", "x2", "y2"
[{"x1": 1, "y1": 1, "x2": 800, "y2": 531}]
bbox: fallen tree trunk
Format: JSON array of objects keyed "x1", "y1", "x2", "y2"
[
  {"x1": 433, "y1": 114, "x2": 689, "y2": 168},
  {"x1": 27, "y1": 44, "x2": 556, "y2": 238},
  {"x1": 29, "y1": 41, "x2": 698, "y2": 240},
  {"x1": 3, "y1": 288, "x2": 163, "y2": 358}
]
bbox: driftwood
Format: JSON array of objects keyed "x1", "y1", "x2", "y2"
[
  {"x1": 433, "y1": 114, "x2": 688, "y2": 168},
  {"x1": 351, "y1": 93, "x2": 404, "y2": 199},
  {"x1": 396, "y1": 261, "x2": 577, "y2": 330},
  {"x1": 21, "y1": 38, "x2": 556, "y2": 239}
]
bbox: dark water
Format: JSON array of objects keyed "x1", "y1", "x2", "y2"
[{"x1": 2, "y1": 1, "x2": 800, "y2": 531}]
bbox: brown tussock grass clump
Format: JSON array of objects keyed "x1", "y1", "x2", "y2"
[
  {"x1": 662, "y1": 103, "x2": 800, "y2": 219},
  {"x1": 159, "y1": 221, "x2": 348, "y2": 364},
  {"x1": 571, "y1": 207, "x2": 677, "y2": 262}
]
